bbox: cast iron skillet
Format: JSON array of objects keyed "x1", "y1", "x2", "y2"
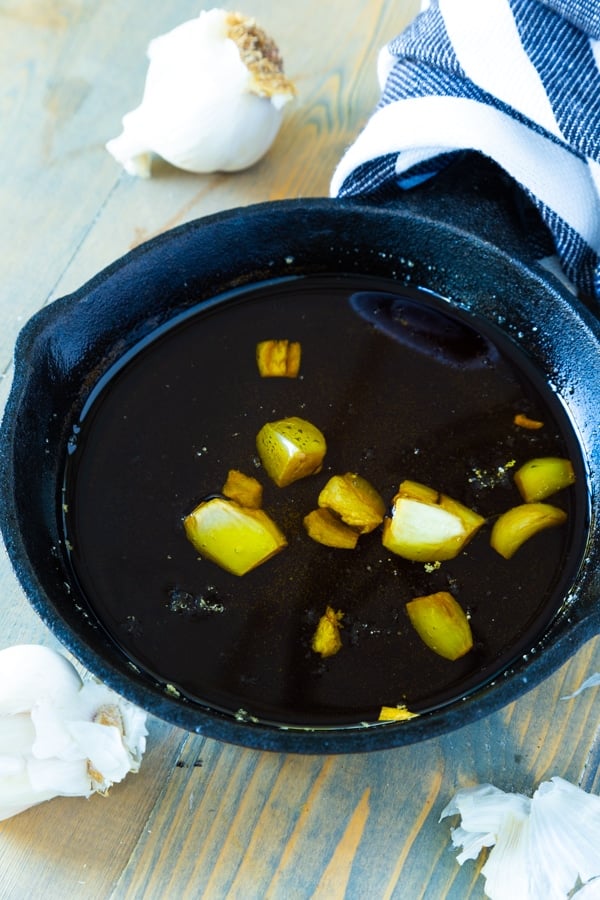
[{"x1": 1, "y1": 156, "x2": 600, "y2": 753}]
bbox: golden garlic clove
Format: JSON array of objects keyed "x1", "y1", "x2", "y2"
[
  {"x1": 317, "y1": 472, "x2": 385, "y2": 534},
  {"x1": 184, "y1": 497, "x2": 287, "y2": 575},
  {"x1": 490, "y1": 502, "x2": 567, "y2": 559},
  {"x1": 514, "y1": 456, "x2": 575, "y2": 502},
  {"x1": 513, "y1": 412, "x2": 544, "y2": 430},
  {"x1": 378, "y1": 705, "x2": 419, "y2": 722},
  {"x1": 311, "y1": 606, "x2": 344, "y2": 658},
  {"x1": 405, "y1": 591, "x2": 473, "y2": 661},
  {"x1": 303, "y1": 508, "x2": 359, "y2": 549},
  {"x1": 381, "y1": 479, "x2": 485, "y2": 562},
  {"x1": 221, "y1": 468, "x2": 263, "y2": 509},
  {"x1": 256, "y1": 339, "x2": 301, "y2": 377},
  {"x1": 256, "y1": 416, "x2": 326, "y2": 487}
]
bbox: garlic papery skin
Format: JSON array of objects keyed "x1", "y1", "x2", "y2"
[
  {"x1": 0, "y1": 643, "x2": 83, "y2": 716},
  {"x1": 106, "y1": 8, "x2": 296, "y2": 177},
  {"x1": 562, "y1": 671, "x2": 600, "y2": 699},
  {"x1": 441, "y1": 777, "x2": 600, "y2": 899},
  {"x1": 0, "y1": 645, "x2": 148, "y2": 821}
]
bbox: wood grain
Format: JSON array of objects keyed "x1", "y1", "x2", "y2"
[{"x1": 1, "y1": 2, "x2": 600, "y2": 898}]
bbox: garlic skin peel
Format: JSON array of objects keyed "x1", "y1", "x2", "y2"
[
  {"x1": 441, "y1": 777, "x2": 600, "y2": 899},
  {"x1": 106, "y1": 8, "x2": 296, "y2": 177},
  {"x1": 0, "y1": 645, "x2": 147, "y2": 821}
]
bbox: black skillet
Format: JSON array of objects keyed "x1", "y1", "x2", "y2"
[{"x1": 1, "y1": 155, "x2": 599, "y2": 753}]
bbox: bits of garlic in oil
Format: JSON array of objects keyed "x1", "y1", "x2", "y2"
[
  {"x1": 106, "y1": 8, "x2": 296, "y2": 177},
  {"x1": 0, "y1": 644, "x2": 147, "y2": 821}
]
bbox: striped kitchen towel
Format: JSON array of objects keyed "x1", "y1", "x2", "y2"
[{"x1": 330, "y1": 0, "x2": 600, "y2": 301}]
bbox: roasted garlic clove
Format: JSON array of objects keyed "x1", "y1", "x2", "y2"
[
  {"x1": 405, "y1": 591, "x2": 473, "y2": 661},
  {"x1": 303, "y1": 508, "x2": 359, "y2": 549},
  {"x1": 256, "y1": 416, "x2": 326, "y2": 487},
  {"x1": 490, "y1": 502, "x2": 567, "y2": 559},
  {"x1": 222, "y1": 468, "x2": 263, "y2": 509},
  {"x1": 382, "y1": 480, "x2": 485, "y2": 562},
  {"x1": 378, "y1": 705, "x2": 419, "y2": 722},
  {"x1": 514, "y1": 456, "x2": 575, "y2": 502},
  {"x1": 513, "y1": 412, "x2": 544, "y2": 430},
  {"x1": 256, "y1": 339, "x2": 301, "y2": 377},
  {"x1": 184, "y1": 496, "x2": 287, "y2": 575},
  {"x1": 311, "y1": 606, "x2": 344, "y2": 658},
  {"x1": 317, "y1": 472, "x2": 385, "y2": 534}
]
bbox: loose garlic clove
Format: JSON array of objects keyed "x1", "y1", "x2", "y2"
[
  {"x1": 490, "y1": 502, "x2": 567, "y2": 559},
  {"x1": 513, "y1": 456, "x2": 575, "y2": 503},
  {"x1": 378, "y1": 705, "x2": 419, "y2": 722},
  {"x1": 0, "y1": 645, "x2": 147, "y2": 820},
  {"x1": 318, "y1": 473, "x2": 386, "y2": 534},
  {"x1": 311, "y1": 607, "x2": 344, "y2": 658},
  {"x1": 184, "y1": 496, "x2": 287, "y2": 575},
  {"x1": 405, "y1": 591, "x2": 473, "y2": 661},
  {"x1": 256, "y1": 416, "x2": 327, "y2": 488},
  {"x1": 303, "y1": 507, "x2": 360, "y2": 550},
  {"x1": 382, "y1": 480, "x2": 485, "y2": 562},
  {"x1": 106, "y1": 8, "x2": 296, "y2": 176}
]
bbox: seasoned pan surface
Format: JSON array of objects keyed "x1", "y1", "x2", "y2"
[{"x1": 62, "y1": 273, "x2": 586, "y2": 727}]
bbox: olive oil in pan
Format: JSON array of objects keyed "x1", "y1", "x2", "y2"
[{"x1": 62, "y1": 275, "x2": 587, "y2": 728}]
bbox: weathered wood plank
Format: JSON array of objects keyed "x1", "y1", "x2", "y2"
[
  {"x1": 108, "y1": 638, "x2": 600, "y2": 899},
  {"x1": 1, "y1": 641, "x2": 599, "y2": 899},
  {"x1": 0, "y1": 716, "x2": 186, "y2": 899}
]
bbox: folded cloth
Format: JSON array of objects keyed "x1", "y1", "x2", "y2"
[{"x1": 330, "y1": 0, "x2": 600, "y2": 301}]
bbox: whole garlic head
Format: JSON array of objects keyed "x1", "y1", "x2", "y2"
[
  {"x1": 106, "y1": 8, "x2": 296, "y2": 177},
  {"x1": 0, "y1": 644, "x2": 147, "y2": 821}
]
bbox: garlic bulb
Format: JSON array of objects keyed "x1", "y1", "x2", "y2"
[
  {"x1": 106, "y1": 8, "x2": 296, "y2": 177},
  {"x1": 0, "y1": 644, "x2": 147, "y2": 821},
  {"x1": 441, "y1": 777, "x2": 600, "y2": 899}
]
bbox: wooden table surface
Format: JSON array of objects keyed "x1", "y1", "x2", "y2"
[{"x1": 2, "y1": 2, "x2": 600, "y2": 898}]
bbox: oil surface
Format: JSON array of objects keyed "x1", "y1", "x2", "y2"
[{"x1": 63, "y1": 275, "x2": 587, "y2": 727}]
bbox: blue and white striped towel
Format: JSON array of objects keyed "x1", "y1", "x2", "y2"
[{"x1": 330, "y1": 0, "x2": 600, "y2": 301}]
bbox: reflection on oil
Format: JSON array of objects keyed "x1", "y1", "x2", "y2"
[{"x1": 350, "y1": 291, "x2": 498, "y2": 368}]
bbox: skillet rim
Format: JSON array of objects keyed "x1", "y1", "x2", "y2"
[{"x1": 1, "y1": 195, "x2": 599, "y2": 753}]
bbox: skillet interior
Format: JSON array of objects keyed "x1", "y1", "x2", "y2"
[
  {"x1": 2, "y1": 190, "x2": 600, "y2": 752},
  {"x1": 61, "y1": 272, "x2": 587, "y2": 726}
]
